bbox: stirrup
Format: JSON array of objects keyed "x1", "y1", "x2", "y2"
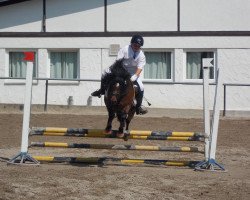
[{"x1": 136, "y1": 107, "x2": 148, "y2": 115}]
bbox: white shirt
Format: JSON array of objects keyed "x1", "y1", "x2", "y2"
[{"x1": 116, "y1": 45, "x2": 146, "y2": 74}]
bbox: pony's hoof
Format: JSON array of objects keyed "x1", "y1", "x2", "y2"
[
  {"x1": 104, "y1": 130, "x2": 112, "y2": 135},
  {"x1": 123, "y1": 134, "x2": 129, "y2": 141},
  {"x1": 116, "y1": 132, "x2": 124, "y2": 138}
]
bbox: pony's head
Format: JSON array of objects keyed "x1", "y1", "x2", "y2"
[{"x1": 107, "y1": 76, "x2": 127, "y2": 105}]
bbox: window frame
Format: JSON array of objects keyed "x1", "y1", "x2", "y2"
[
  {"x1": 142, "y1": 49, "x2": 174, "y2": 83},
  {"x1": 47, "y1": 49, "x2": 80, "y2": 85},
  {"x1": 183, "y1": 49, "x2": 217, "y2": 83},
  {"x1": 4, "y1": 49, "x2": 38, "y2": 84}
]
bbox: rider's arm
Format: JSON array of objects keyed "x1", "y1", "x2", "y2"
[
  {"x1": 131, "y1": 53, "x2": 145, "y2": 81},
  {"x1": 116, "y1": 46, "x2": 127, "y2": 60},
  {"x1": 135, "y1": 68, "x2": 142, "y2": 76},
  {"x1": 133, "y1": 53, "x2": 145, "y2": 79},
  {"x1": 130, "y1": 68, "x2": 142, "y2": 82}
]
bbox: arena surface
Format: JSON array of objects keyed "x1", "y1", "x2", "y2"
[{"x1": 0, "y1": 110, "x2": 249, "y2": 200}]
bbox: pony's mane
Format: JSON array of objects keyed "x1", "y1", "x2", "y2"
[
  {"x1": 109, "y1": 58, "x2": 131, "y2": 80},
  {"x1": 106, "y1": 59, "x2": 131, "y2": 95}
]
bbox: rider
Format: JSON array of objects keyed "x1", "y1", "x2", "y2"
[{"x1": 91, "y1": 35, "x2": 148, "y2": 115}]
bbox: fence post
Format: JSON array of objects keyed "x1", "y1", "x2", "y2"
[
  {"x1": 223, "y1": 84, "x2": 226, "y2": 116},
  {"x1": 44, "y1": 79, "x2": 48, "y2": 111}
]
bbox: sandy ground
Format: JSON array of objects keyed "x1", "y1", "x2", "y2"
[{"x1": 0, "y1": 110, "x2": 249, "y2": 200}]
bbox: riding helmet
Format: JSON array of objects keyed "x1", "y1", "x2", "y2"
[{"x1": 131, "y1": 35, "x2": 144, "y2": 46}]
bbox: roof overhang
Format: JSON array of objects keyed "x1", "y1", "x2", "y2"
[{"x1": 0, "y1": 0, "x2": 32, "y2": 7}]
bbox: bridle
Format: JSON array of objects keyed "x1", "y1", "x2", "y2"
[{"x1": 109, "y1": 80, "x2": 129, "y2": 104}]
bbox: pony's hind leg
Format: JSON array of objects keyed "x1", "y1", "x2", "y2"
[{"x1": 126, "y1": 107, "x2": 136, "y2": 130}]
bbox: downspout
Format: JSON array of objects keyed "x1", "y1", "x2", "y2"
[
  {"x1": 42, "y1": 0, "x2": 46, "y2": 32},
  {"x1": 104, "y1": 0, "x2": 107, "y2": 32}
]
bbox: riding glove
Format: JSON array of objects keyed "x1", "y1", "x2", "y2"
[{"x1": 130, "y1": 74, "x2": 138, "y2": 82}]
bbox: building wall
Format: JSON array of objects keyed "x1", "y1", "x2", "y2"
[
  {"x1": 0, "y1": 0, "x2": 250, "y2": 111},
  {"x1": 46, "y1": 0, "x2": 105, "y2": 32},
  {"x1": 180, "y1": 0, "x2": 250, "y2": 31},
  {"x1": 0, "y1": 37, "x2": 249, "y2": 110},
  {"x1": 107, "y1": 0, "x2": 177, "y2": 31}
]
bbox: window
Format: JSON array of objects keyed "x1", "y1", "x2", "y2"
[
  {"x1": 9, "y1": 52, "x2": 37, "y2": 78},
  {"x1": 186, "y1": 52, "x2": 214, "y2": 79},
  {"x1": 144, "y1": 52, "x2": 171, "y2": 79},
  {"x1": 50, "y1": 52, "x2": 78, "y2": 79}
]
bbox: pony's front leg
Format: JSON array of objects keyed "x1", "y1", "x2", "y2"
[
  {"x1": 117, "y1": 112, "x2": 127, "y2": 139},
  {"x1": 123, "y1": 108, "x2": 136, "y2": 141},
  {"x1": 105, "y1": 111, "x2": 115, "y2": 134}
]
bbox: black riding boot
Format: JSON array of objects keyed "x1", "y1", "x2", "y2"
[
  {"x1": 91, "y1": 76, "x2": 107, "y2": 98},
  {"x1": 135, "y1": 90, "x2": 148, "y2": 115}
]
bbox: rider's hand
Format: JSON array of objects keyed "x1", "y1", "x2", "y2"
[{"x1": 130, "y1": 74, "x2": 138, "y2": 82}]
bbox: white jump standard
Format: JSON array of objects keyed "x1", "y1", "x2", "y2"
[
  {"x1": 8, "y1": 52, "x2": 39, "y2": 165},
  {"x1": 194, "y1": 58, "x2": 226, "y2": 171}
]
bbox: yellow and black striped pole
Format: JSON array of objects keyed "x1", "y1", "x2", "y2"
[
  {"x1": 30, "y1": 142, "x2": 200, "y2": 152},
  {"x1": 30, "y1": 127, "x2": 204, "y2": 141},
  {"x1": 31, "y1": 127, "x2": 202, "y2": 137},
  {"x1": 32, "y1": 156, "x2": 200, "y2": 167}
]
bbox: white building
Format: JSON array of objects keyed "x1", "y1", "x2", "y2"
[{"x1": 0, "y1": 0, "x2": 250, "y2": 114}]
